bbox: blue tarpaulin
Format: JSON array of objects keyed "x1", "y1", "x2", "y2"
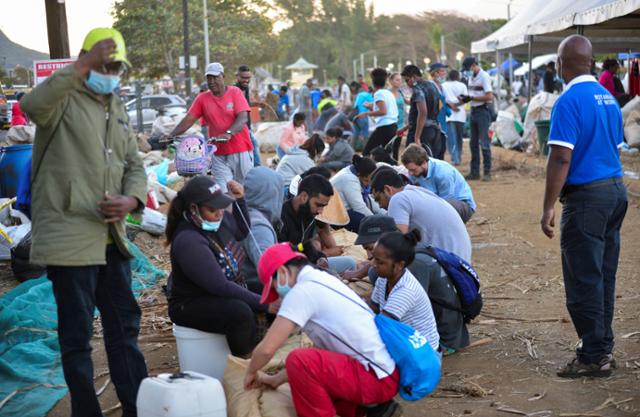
[{"x1": 0, "y1": 241, "x2": 165, "y2": 417}]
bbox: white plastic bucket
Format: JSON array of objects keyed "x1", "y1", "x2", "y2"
[
  {"x1": 172, "y1": 324, "x2": 231, "y2": 381},
  {"x1": 137, "y1": 371, "x2": 226, "y2": 417}
]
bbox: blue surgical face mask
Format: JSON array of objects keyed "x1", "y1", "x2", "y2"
[
  {"x1": 436, "y1": 76, "x2": 447, "y2": 84},
  {"x1": 463, "y1": 70, "x2": 473, "y2": 78},
  {"x1": 85, "y1": 70, "x2": 120, "y2": 95},
  {"x1": 276, "y1": 270, "x2": 291, "y2": 298},
  {"x1": 201, "y1": 219, "x2": 222, "y2": 232}
]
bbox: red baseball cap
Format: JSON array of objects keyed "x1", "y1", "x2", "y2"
[{"x1": 258, "y1": 243, "x2": 306, "y2": 304}]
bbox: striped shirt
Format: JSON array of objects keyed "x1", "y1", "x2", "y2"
[{"x1": 372, "y1": 269, "x2": 440, "y2": 351}]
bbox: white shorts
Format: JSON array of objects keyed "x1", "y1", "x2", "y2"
[{"x1": 211, "y1": 151, "x2": 253, "y2": 192}]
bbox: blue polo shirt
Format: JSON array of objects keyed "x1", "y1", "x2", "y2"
[
  {"x1": 410, "y1": 158, "x2": 477, "y2": 211},
  {"x1": 548, "y1": 75, "x2": 623, "y2": 186}
]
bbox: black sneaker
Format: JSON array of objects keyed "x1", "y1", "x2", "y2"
[
  {"x1": 365, "y1": 400, "x2": 402, "y2": 417},
  {"x1": 465, "y1": 173, "x2": 480, "y2": 181},
  {"x1": 557, "y1": 357, "x2": 612, "y2": 378}
]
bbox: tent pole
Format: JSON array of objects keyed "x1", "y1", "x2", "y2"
[
  {"x1": 527, "y1": 35, "x2": 534, "y2": 105},
  {"x1": 509, "y1": 52, "x2": 514, "y2": 99},
  {"x1": 495, "y1": 49, "x2": 501, "y2": 109},
  {"x1": 576, "y1": 25, "x2": 584, "y2": 35}
]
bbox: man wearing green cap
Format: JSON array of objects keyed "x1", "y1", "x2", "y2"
[{"x1": 21, "y1": 28, "x2": 148, "y2": 417}]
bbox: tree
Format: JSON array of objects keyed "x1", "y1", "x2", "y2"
[{"x1": 112, "y1": 0, "x2": 280, "y2": 81}]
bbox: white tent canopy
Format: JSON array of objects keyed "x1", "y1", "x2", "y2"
[
  {"x1": 471, "y1": 0, "x2": 640, "y2": 54},
  {"x1": 514, "y1": 54, "x2": 557, "y2": 77}
]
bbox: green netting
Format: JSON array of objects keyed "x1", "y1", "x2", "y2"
[{"x1": 0, "y1": 241, "x2": 165, "y2": 417}]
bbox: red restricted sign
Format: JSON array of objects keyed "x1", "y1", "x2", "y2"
[{"x1": 33, "y1": 59, "x2": 75, "y2": 85}]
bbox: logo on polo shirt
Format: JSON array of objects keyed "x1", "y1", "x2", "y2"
[{"x1": 226, "y1": 102, "x2": 234, "y2": 110}]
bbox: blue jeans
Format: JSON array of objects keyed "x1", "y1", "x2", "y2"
[
  {"x1": 352, "y1": 117, "x2": 369, "y2": 150},
  {"x1": 469, "y1": 106, "x2": 492, "y2": 176},
  {"x1": 249, "y1": 131, "x2": 261, "y2": 167},
  {"x1": 447, "y1": 121, "x2": 464, "y2": 166},
  {"x1": 327, "y1": 256, "x2": 357, "y2": 274},
  {"x1": 560, "y1": 180, "x2": 627, "y2": 364},
  {"x1": 47, "y1": 245, "x2": 148, "y2": 417}
]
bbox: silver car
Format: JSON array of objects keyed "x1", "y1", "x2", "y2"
[{"x1": 126, "y1": 95, "x2": 187, "y2": 130}]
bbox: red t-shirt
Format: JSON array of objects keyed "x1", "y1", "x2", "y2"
[{"x1": 188, "y1": 86, "x2": 253, "y2": 155}]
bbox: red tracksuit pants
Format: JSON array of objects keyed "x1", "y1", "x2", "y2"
[{"x1": 285, "y1": 347, "x2": 399, "y2": 417}]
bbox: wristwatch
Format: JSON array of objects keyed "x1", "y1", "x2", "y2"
[{"x1": 225, "y1": 130, "x2": 232, "y2": 135}]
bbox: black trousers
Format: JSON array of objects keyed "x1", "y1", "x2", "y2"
[
  {"x1": 48, "y1": 245, "x2": 148, "y2": 417},
  {"x1": 363, "y1": 123, "x2": 397, "y2": 156},
  {"x1": 169, "y1": 296, "x2": 258, "y2": 357},
  {"x1": 560, "y1": 180, "x2": 627, "y2": 364}
]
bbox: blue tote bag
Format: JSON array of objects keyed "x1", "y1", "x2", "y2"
[{"x1": 309, "y1": 280, "x2": 441, "y2": 401}]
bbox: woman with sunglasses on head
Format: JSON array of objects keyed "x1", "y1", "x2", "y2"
[{"x1": 165, "y1": 175, "x2": 280, "y2": 358}]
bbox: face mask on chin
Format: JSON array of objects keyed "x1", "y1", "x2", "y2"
[{"x1": 85, "y1": 70, "x2": 120, "y2": 95}]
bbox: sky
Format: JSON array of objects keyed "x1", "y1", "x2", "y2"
[{"x1": 0, "y1": 0, "x2": 524, "y2": 55}]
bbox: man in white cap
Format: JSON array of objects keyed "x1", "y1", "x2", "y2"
[{"x1": 169, "y1": 62, "x2": 254, "y2": 191}]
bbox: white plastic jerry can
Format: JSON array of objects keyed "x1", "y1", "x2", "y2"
[{"x1": 137, "y1": 371, "x2": 227, "y2": 417}]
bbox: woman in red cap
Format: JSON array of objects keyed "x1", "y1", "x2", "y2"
[
  {"x1": 165, "y1": 175, "x2": 280, "y2": 358},
  {"x1": 243, "y1": 243, "x2": 401, "y2": 417}
]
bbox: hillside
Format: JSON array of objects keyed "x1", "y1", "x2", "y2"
[{"x1": 0, "y1": 30, "x2": 49, "y2": 69}]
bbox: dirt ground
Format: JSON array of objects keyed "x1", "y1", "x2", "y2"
[{"x1": 1, "y1": 146, "x2": 638, "y2": 417}]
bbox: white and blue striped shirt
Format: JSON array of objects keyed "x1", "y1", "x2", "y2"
[{"x1": 372, "y1": 269, "x2": 440, "y2": 351}]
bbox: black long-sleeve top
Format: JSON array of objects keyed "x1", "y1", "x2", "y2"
[{"x1": 167, "y1": 198, "x2": 267, "y2": 312}]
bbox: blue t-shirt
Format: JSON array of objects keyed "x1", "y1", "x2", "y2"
[
  {"x1": 373, "y1": 88, "x2": 398, "y2": 128},
  {"x1": 277, "y1": 93, "x2": 290, "y2": 113},
  {"x1": 310, "y1": 89, "x2": 322, "y2": 109},
  {"x1": 410, "y1": 158, "x2": 477, "y2": 211},
  {"x1": 548, "y1": 75, "x2": 623, "y2": 186},
  {"x1": 354, "y1": 91, "x2": 374, "y2": 114}
]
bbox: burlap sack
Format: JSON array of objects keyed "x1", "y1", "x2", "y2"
[
  {"x1": 223, "y1": 334, "x2": 312, "y2": 417},
  {"x1": 332, "y1": 229, "x2": 367, "y2": 262}
]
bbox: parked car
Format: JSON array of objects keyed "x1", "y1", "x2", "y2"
[{"x1": 126, "y1": 95, "x2": 186, "y2": 130}]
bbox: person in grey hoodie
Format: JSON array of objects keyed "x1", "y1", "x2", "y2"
[
  {"x1": 241, "y1": 167, "x2": 285, "y2": 294},
  {"x1": 319, "y1": 127, "x2": 355, "y2": 172},
  {"x1": 276, "y1": 134, "x2": 325, "y2": 188}
]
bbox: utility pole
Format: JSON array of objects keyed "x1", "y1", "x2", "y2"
[
  {"x1": 373, "y1": 55, "x2": 377, "y2": 69},
  {"x1": 45, "y1": 0, "x2": 70, "y2": 58},
  {"x1": 360, "y1": 53, "x2": 364, "y2": 78},
  {"x1": 182, "y1": 0, "x2": 192, "y2": 102},
  {"x1": 353, "y1": 59, "x2": 357, "y2": 80},
  {"x1": 203, "y1": 0, "x2": 210, "y2": 66},
  {"x1": 440, "y1": 35, "x2": 446, "y2": 63}
]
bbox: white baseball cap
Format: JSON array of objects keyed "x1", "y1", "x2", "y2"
[{"x1": 205, "y1": 62, "x2": 224, "y2": 77}]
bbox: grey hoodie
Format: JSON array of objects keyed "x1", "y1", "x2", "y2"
[
  {"x1": 275, "y1": 145, "x2": 315, "y2": 185},
  {"x1": 241, "y1": 167, "x2": 284, "y2": 292}
]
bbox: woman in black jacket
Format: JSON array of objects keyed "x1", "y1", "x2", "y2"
[{"x1": 165, "y1": 176, "x2": 279, "y2": 357}]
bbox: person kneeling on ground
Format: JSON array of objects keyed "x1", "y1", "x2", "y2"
[
  {"x1": 277, "y1": 112, "x2": 307, "y2": 158},
  {"x1": 401, "y1": 144, "x2": 476, "y2": 223},
  {"x1": 319, "y1": 127, "x2": 355, "y2": 172},
  {"x1": 279, "y1": 174, "x2": 356, "y2": 274},
  {"x1": 244, "y1": 243, "x2": 401, "y2": 417},
  {"x1": 349, "y1": 215, "x2": 470, "y2": 353},
  {"x1": 369, "y1": 229, "x2": 440, "y2": 353},
  {"x1": 165, "y1": 176, "x2": 279, "y2": 358},
  {"x1": 276, "y1": 134, "x2": 325, "y2": 193},
  {"x1": 241, "y1": 167, "x2": 284, "y2": 295},
  {"x1": 331, "y1": 154, "x2": 385, "y2": 232}
]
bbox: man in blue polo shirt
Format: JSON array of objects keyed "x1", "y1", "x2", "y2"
[
  {"x1": 401, "y1": 143, "x2": 476, "y2": 223},
  {"x1": 541, "y1": 35, "x2": 628, "y2": 379}
]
